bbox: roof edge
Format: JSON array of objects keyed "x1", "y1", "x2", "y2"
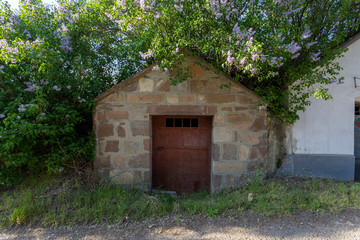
[{"x1": 341, "y1": 32, "x2": 360, "y2": 49}]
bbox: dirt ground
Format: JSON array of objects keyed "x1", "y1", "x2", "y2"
[{"x1": 2, "y1": 209, "x2": 360, "y2": 240}]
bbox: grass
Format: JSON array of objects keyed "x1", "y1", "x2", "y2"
[{"x1": 2, "y1": 173, "x2": 360, "y2": 228}]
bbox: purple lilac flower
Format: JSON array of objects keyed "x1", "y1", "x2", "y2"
[
  {"x1": 283, "y1": 7, "x2": 303, "y2": 16},
  {"x1": 251, "y1": 53, "x2": 259, "y2": 61},
  {"x1": 152, "y1": 65, "x2": 160, "y2": 71},
  {"x1": 227, "y1": 50, "x2": 235, "y2": 63},
  {"x1": 0, "y1": 65, "x2": 4, "y2": 69},
  {"x1": 60, "y1": 22, "x2": 68, "y2": 33},
  {"x1": 163, "y1": 67, "x2": 169, "y2": 74},
  {"x1": 229, "y1": 36, "x2": 232, "y2": 42},
  {"x1": 24, "y1": 28, "x2": 31, "y2": 39},
  {"x1": 81, "y1": 68, "x2": 88, "y2": 76},
  {"x1": 274, "y1": 71, "x2": 279, "y2": 75},
  {"x1": 105, "y1": 12, "x2": 114, "y2": 20},
  {"x1": 53, "y1": 85, "x2": 61, "y2": 91},
  {"x1": 337, "y1": 81, "x2": 345, "y2": 85},
  {"x1": 174, "y1": 4, "x2": 183, "y2": 12},
  {"x1": 115, "y1": 20, "x2": 123, "y2": 25},
  {"x1": 310, "y1": 52, "x2": 321, "y2": 61},
  {"x1": 66, "y1": 85, "x2": 71, "y2": 89},
  {"x1": 24, "y1": 82, "x2": 39, "y2": 92},
  {"x1": 292, "y1": 53, "x2": 300, "y2": 59},
  {"x1": 66, "y1": 114, "x2": 69, "y2": 118},
  {"x1": 301, "y1": 29, "x2": 312, "y2": 39},
  {"x1": 40, "y1": 112, "x2": 46, "y2": 116},
  {"x1": 261, "y1": 55, "x2": 266, "y2": 62},
  {"x1": 239, "y1": 57, "x2": 246, "y2": 65},
  {"x1": 306, "y1": 41, "x2": 317, "y2": 49},
  {"x1": 285, "y1": 40, "x2": 301, "y2": 54},
  {"x1": 172, "y1": 48, "x2": 179, "y2": 54},
  {"x1": 247, "y1": 37, "x2": 253, "y2": 47},
  {"x1": 155, "y1": 12, "x2": 161, "y2": 19},
  {"x1": 251, "y1": 68, "x2": 257, "y2": 74},
  {"x1": 215, "y1": 13, "x2": 223, "y2": 18},
  {"x1": 40, "y1": 80, "x2": 49, "y2": 85},
  {"x1": 0, "y1": 114, "x2": 5, "y2": 118},
  {"x1": 139, "y1": 49, "x2": 153, "y2": 59},
  {"x1": 60, "y1": 36, "x2": 72, "y2": 52},
  {"x1": 17, "y1": 116, "x2": 21, "y2": 119}
]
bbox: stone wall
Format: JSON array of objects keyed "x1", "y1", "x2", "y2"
[{"x1": 93, "y1": 56, "x2": 268, "y2": 192}]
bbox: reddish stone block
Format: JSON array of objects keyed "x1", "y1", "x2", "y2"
[
  {"x1": 94, "y1": 155, "x2": 110, "y2": 168},
  {"x1": 143, "y1": 138, "x2": 150, "y2": 151},
  {"x1": 127, "y1": 94, "x2": 165, "y2": 103},
  {"x1": 117, "y1": 125, "x2": 126, "y2": 137},
  {"x1": 117, "y1": 94, "x2": 125, "y2": 102},
  {"x1": 105, "y1": 140, "x2": 119, "y2": 152},
  {"x1": 207, "y1": 106, "x2": 218, "y2": 115},
  {"x1": 207, "y1": 79, "x2": 229, "y2": 93},
  {"x1": 227, "y1": 113, "x2": 252, "y2": 123},
  {"x1": 97, "y1": 123, "x2": 114, "y2": 138},
  {"x1": 158, "y1": 80, "x2": 171, "y2": 92},
  {"x1": 128, "y1": 153, "x2": 150, "y2": 168},
  {"x1": 111, "y1": 155, "x2": 127, "y2": 168},
  {"x1": 221, "y1": 107, "x2": 232, "y2": 111},
  {"x1": 131, "y1": 121, "x2": 149, "y2": 136},
  {"x1": 122, "y1": 81, "x2": 138, "y2": 92},
  {"x1": 94, "y1": 112, "x2": 103, "y2": 122},
  {"x1": 250, "y1": 147, "x2": 268, "y2": 160},
  {"x1": 223, "y1": 144, "x2": 238, "y2": 160},
  {"x1": 200, "y1": 94, "x2": 236, "y2": 104},
  {"x1": 190, "y1": 80, "x2": 206, "y2": 93},
  {"x1": 104, "y1": 110, "x2": 129, "y2": 120},
  {"x1": 99, "y1": 94, "x2": 116, "y2": 103},
  {"x1": 134, "y1": 170, "x2": 142, "y2": 179},
  {"x1": 180, "y1": 94, "x2": 196, "y2": 103},
  {"x1": 189, "y1": 64, "x2": 205, "y2": 78},
  {"x1": 235, "y1": 106, "x2": 248, "y2": 111},
  {"x1": 232, "y1": 124, "x2": 250, "y2": 130},
  {"x1": 240, "y1": 132, "x2": 260, "y2": 145},
  {"x1": 250, "y1": 118, "x2": 268, "y2": 131},
  {"x1": 238, "y1": 95, "x2": 261, "y2": 104}
]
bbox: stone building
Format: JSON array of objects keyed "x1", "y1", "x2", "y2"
[{"x1": 93, "y1": 54, "x2": 269, "y2": 193}]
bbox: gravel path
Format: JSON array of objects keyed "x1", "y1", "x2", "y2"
[{"x1": 2, "y1": 210, "x2": 360, "y2": 240}]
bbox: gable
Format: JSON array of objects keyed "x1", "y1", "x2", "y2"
[{"x1": 94, "y1": 55, "x2": 262, "y2": 104}]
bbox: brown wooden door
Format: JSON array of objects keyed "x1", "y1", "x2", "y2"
[{"x1": 152, "y1": 116, "x2": 212, "y2": 193}]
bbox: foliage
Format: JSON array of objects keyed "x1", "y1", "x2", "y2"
[
  {"x1": 2, "y1": 175, "x2": 360, "y2": 228},
  {"x1": 93, "y1": 0, "x2": 360, "y2": 122},
  {"x1": 0, "y1": 0, "x2": 359, "y2": 186},
  {"x1": 0, "y1": 0, "x2": 142, "y2": 187}
]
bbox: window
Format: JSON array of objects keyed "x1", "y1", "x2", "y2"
[{"x1": 165, "y1": 118, "x2": 199, "y2": 128}]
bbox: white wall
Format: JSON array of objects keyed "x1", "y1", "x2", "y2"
[{"x1": 287, "y1": 36, "x2": 360, "y2": 155}]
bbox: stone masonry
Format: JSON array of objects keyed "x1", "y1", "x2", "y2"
[{"x1": 93, "y1": 54, "x2": 268, "y2": 193}]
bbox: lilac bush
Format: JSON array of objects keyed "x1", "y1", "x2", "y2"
[
  {"x1": 0, "y1": 0, "x2": 142, "y2": 187},
  {"x1": 96, "y1": 0, "x2": 359, "y2": 122}
]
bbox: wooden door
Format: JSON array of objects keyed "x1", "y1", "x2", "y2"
[{"x1": 152, "y1": 116, "x2": 212, "y2": 193}]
